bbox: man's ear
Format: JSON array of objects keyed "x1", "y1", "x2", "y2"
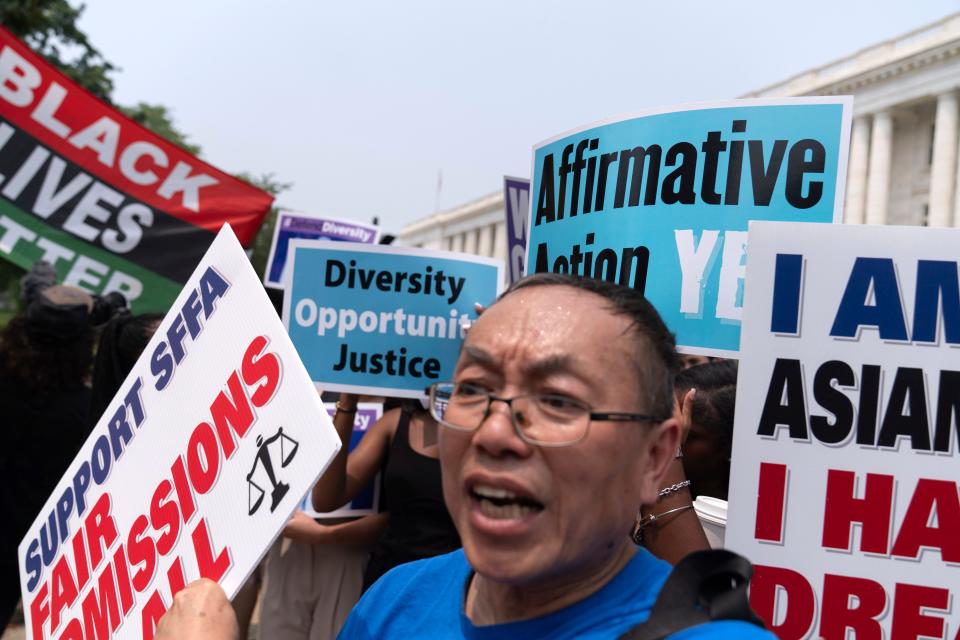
[{"x1": 636, "y1": 417, "x2": 681, "y2": 506}]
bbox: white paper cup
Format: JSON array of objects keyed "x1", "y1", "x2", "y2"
[{"x1": 694, "y1": 496, "x2": 728, "y2": 549}]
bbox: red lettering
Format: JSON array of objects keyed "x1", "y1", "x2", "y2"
[
  {"x1": 166, "y1": 557, "x2": 186, "y2": 597},
  {"x1": 186, "y1": 421, "x2": 220, "y2": 495},
  {"x1": 242, "y1": 335, "x2": 281, "y2": 408},
  {"x1": 822, "y1": 469, "x2": 893, "y2": 554},
  {"x1": 127, "y1": 515, "x2": 157, "y2": 593},
  {"x1": 49, "y1": 553, "x2": 79, "y2": 634},
  {"x1": 112, "y1": 544, "x2": 135, "y2": 617},
  {"x1": 750, "y1": 564, "x2": 815, "y2": 640},
  {"x1": 192, "y1": 518, "x2": 232, "y2": 582},
  {"x1": 81, "y1": 561, "x2": 121, "y2": 640},
  {"x1": 59, "y1": 619, "x2": 83, "y2": 640},
  {"x1": 84, "y1": 493, "x2": 119, "y2": 571},
  {"x1": 29, "y1": 582, "x2": 50, "y2": 640},
  {"x1": 755, "y1": 462, "x2": 788, "y2": 542},
  {"x1": 820, "y1": 574, "x2": 884, "y2": 640},
  {"x1": 70, "y1": 527, "x2": 90, "y2": 593},
  {"x1": 210, "y1": 372, "x2": 254, "y2": 459},
  {"x1": 891, "y1": 583, "x2": 949, "y2": 640},
  {"x1": 891, "y1": 479, "x2": 960, "y2": 562},
  {"x1": 139, "y1": 590, "x2": 166, "y2": 640},
  {"x1": 170, "y1": 455, "x2": 196, "y2": 524},
  {"x1": 149, "y1": 479, "x2": 181, "y2": 556}
]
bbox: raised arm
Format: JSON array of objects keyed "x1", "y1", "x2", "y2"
[{"x1": 311, "y1": 395, "x2": 398, "y2": 512}]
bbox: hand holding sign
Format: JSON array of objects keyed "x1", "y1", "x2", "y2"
[{"x1": 154, "y1": 580, "x2": 237, "y2": 640}]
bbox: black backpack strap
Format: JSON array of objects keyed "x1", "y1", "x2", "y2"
[{"x1": 619, "y1": 550, "x2": 765, "y2": 640}]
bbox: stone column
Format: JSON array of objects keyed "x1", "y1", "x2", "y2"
[
  {"x1": 844, "y1": 116, "x2": 871, "y2": 224},
  {"x1": 930, "y1": 93, "x2": 959, "y2": 227},
  {"x1": 865, "y1": 111, "x2": 893, "y2": 225},
  {"x1": 493, "y1": 220, "x2": 507, "y2": 264},
  {"x1": 477, "y1": 223, "x2": 494, "y2": 257}
]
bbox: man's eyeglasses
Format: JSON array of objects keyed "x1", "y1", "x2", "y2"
[{"x1": 426, "y1": 382, "x2": 665, "y2": 447}]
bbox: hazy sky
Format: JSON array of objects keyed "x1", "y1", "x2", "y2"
[{"x1": 79, "y1": 1, "x2": 960, "y2": 233}]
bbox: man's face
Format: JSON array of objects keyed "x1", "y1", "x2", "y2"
[{"x1": 440, "y1": 285, "x2": 676, "y2": 589}]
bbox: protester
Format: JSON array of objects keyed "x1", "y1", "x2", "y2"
[
  {"x1": 258, "y1": 512, "x2": 388, "y2": 640},
  {"x1": 88, "y1": 311, "x2": 163, "y2": 427},
  {"x1": 311, "y1": 396, "x2": 461, "y2": 591},
  {"x1": 158, "y1": 273, "x2": 770, "y2": 638},
  {"x1": 0, "y1": 285, "x2": 96, "y2": 631},
  {"x1": 674, "y1": 361, "x2": 737, "y2": 501}
]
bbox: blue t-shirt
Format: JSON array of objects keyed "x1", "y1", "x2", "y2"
[{"x1": 338, "y1": 548, "x2": 774, "y2": 639}]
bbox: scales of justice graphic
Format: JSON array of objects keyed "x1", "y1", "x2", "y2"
[{"x1": 247, "y1": 426, "x2": 300, "y2": 515}]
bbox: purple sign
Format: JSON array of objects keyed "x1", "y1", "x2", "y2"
[
  {"x1": 265, "y1": 213, "x2": 379, "y2": 287},
  {"x1": 300, "y1": 402, "x2": 383, "y2": 517},
  {"x1": 504, "y1": 177, "x2": 531, "y2": 283}
]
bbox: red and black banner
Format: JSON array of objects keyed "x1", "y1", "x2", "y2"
[{"x1": 0, "y1": 27, "x2": 274, "y2": 311}]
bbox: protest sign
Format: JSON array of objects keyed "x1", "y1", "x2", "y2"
[
  {"x1": 18, "y1": 225, "x2": 340, "y2": 640},
  {"x1": 726, "y1": 221, "x2": 960, "y2": 639},
  {"x1": 527, "y1": 98, "x2": 851, "y2": 357},
  {"x1": 0, "y1": 27, "x2": 274, "y2": 312},
  {"x1": 284, "y1": 241, "x2": 502, "y2": 397},
  {"x1": 264, "y1": 212, "x2": 379, "y2": 288},
  {"x1": 298, "y1": 403, "x2": 383, "y2": 518},
  {"x1": 503, "y1": 176, "x2": 530, "y2": 284}
]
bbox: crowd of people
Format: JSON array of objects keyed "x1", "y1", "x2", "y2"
[{"x1": 1, "y1": 261, "x2": 766, "y2": 639}]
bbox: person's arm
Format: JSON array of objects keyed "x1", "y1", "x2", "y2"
[
  {"x1": 155, "y1": 579, "x2": 238, "y2": 640},
  {"x1": 639, "y1": 458, "x2": 709, "y2": 564},
  {"x1": 311, "y1": 397, "x2": 397, "y2": 512},
  {"x1": 641, "y1": 389, "x2": 710, "y2": 564},
  {"x1": 283, "y1": 511, "x2": 389, "y2": 546}
]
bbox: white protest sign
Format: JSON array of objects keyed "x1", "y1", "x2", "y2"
[
  {"x1": 18, "y1": 226, "x2": 341, "y2": 640},
  {"x1": 727, "y1": 221, "x2": 960, "y2": 639}
]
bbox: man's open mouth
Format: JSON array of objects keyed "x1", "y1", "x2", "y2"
[{"x1": 470, "y1": 484, "x2": 545, "y2": 519}]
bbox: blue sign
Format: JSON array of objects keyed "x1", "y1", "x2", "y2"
[
  {"x1": 300, "y1": 403, "x2": 383, "y2": 517},
  {"x1": 264, "y1": 213, "x2": 379, "y2": 287},
  {"x1": 526, "y1": 99, "x2": 851, "y2": 356},
  {"x1": 285, "y1": 241, "x2": 502, "y2": 397}
]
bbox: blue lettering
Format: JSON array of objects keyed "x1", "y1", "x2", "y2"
[
  {"x1": 72, "y1": 461, "x2": 91, "y2": 517},
  {"x1": 912, "y1": 260, "x2": 960, "y2": 344},
  {"x1": 830, "y1": 257, "x2": 908, "y2": 341},
  {"x1": 24, "y1": 539, "x2": 41, "y2": 591},
  {"x1": 200, "y1": 267, "x2": 230, "y2": 316},
  {"x1": 167, "y1": 313, "x2": 189, "y2": 364},
  {"x1": 183, "y1": 288, "x2": 204, "y2": 338},
  {"x1": 771, "y1": 253, "x2": 804, "y2": 334},
  {"x1": 151, "y1": 341, "x2": 174, "y2": 391}
]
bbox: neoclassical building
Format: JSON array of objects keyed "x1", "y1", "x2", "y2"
[
  {"x1": 745, "y1": 11, "x2": 960, "y2": 227},
  {"x1": 399, "y1": 11, "x2": 960, "y2": 256}
]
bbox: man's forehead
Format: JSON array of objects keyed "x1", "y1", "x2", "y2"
[{"x1": 464, "y1": 285, "x2": 640, "y2": 367}]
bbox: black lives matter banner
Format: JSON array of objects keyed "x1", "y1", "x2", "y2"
[{"x1": 0, "y1": 27, "x2": 273, "y2": 311}]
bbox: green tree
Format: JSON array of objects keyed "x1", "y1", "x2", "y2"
[
  {"x1": 0, "y1": 0, "x2": 115, "y2": 100},
  {"x1": 0, "y1": 1, "x2": 289, "y2": 317},
  {"x1": 237, "y1": 173, "x2": 292, "y2": 279},
  {"x1": 120, "y1": 102, "x2": 201, "y2": 155}
]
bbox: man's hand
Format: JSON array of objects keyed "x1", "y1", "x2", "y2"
[{"x1": 155, "y1": 579, "x2": 239, "y2": 640}]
